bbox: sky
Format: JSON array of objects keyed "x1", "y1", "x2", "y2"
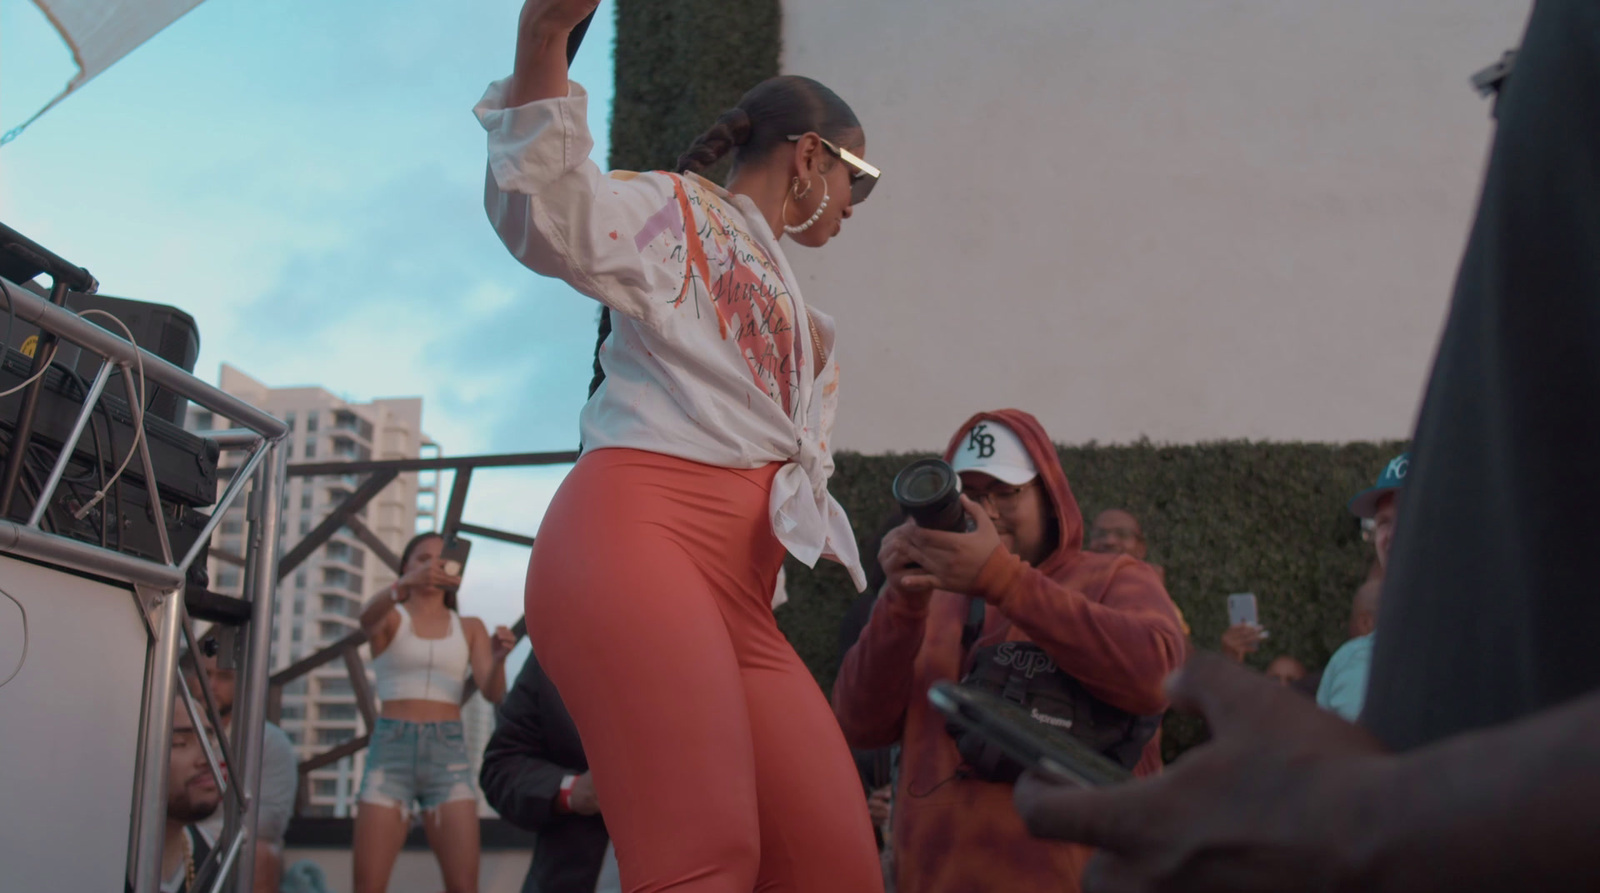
[{"x1": 1, "y1": 0, "x2": 618, "y2": 666}]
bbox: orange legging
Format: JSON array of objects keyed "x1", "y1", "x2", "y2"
[{"x1": 525, "y1": 448, "x2": 884, "y2": 893}]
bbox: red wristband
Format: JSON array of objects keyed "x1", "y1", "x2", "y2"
[{"x1": 556, "y1": 774, "x2": 576, "y2": 813}]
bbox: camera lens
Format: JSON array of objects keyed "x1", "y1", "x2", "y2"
[{"x1": 892, "y1": 458, "x2": 972, "y2": 533}]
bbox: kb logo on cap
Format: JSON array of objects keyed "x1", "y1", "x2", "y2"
[{"x1": 967, "y1": 424, "x2": 996, "y2": 459}]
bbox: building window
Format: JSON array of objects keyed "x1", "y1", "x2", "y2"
[
  {"x1": 279, "y1": 703, "x2": 306, "y2": 720},
  {"x1": 304, "y1": 440, "x2": 316, "y2": 459},
  {"x1": 295, "y1": 569, "x2": 307, "y2": 588},
  {"x1": 293, "y1": 596, "x2": 305, "y2": 616},
  {"x1": 192, "y1": 410, "x2": 215, "y2": 431},
  {"x1": 299, "y1": 519, "x2": 310, "y2": 535},
  {"x1": 312, "y1": 779, "x2": 340, "y2": 798},
  {"x1": 319, "y1": 620, "x2": 349, "y2": 641},
  {"x1": 285, "y1": 729, "x2": 303, "y2": 745},
  {"x1": 217, "y1": 567, "x2": 240, "y2": 588},
  {"x1": 321, "y1": 677, "x2": 353, "y2": 696},
  {"x1": 285, "y1": 411, "x2": 296, "y2": 432},
  {"x1": 305, "y1": 412, "x2": 319, "y2": 433},
  {"x1": 320, "y1": 703, "x2": 358, "y2": 721},
  {"x1": 301, "y1": 492, "x2": 312, "y2": 510},
  {"x1": 220, "y1": 519, "x2": 243, "y2": 534},
  {"x1": 322, "y1": 567, "x2": 364, "y2": 593},
  {"x1": 320, "y1": 594, "x2": 357, "y2": 618},
  {"x1": 320, "y1": 542, "x2": 369, "y2": 569},
  {"x1": 291, "y1": 626, "x2": 302, "y2": 643},
  {"x1": 315, "y1": 728, "x2": 353, "y2": 746}
]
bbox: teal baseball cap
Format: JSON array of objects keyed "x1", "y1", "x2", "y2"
[{"x1": 1348, "y1": 452, "x2": 1409, "y2": 519}]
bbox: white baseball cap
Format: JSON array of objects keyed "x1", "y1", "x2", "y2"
[{"x1": 949, "y1": 419, "x2": 1037, "y2": 486}]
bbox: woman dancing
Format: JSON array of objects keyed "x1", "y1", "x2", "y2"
[{"x1": 474, "y1": 1, "x2": 886, "y2": 889}]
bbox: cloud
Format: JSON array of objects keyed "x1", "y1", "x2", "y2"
[{"x1": 218, "y1": 161, "x2": 598, "y2": 453}]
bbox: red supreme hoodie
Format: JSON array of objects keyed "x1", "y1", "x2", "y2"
[{"x1": 833, "y1": 409, "x2": 1187, "y2": 893}]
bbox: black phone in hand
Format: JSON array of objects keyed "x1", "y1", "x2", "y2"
[{"x1": 928, "y1": 681, "x2": 1133, "y2": 788}]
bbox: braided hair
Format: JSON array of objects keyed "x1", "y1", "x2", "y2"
[{"x1": 586, "y1": 76, "x2": 861, "y2": 403}]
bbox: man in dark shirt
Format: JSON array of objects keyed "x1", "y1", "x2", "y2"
[
  {"x1": 126, "y1": 693, "x2": 219, "y2": 893},
  {"x1": 1012, "y1": 2, "x2": 1600, "y2": 888},
  {"x1": 480, "y1": 651, "x2": 611, "y2": 893}
]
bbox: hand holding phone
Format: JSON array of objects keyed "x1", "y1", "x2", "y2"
[
  {"x1": 1226, "y1": 593, "x2": 1258, "y2": 627},
  {"x1": 927, "y1": 681, "x2": 1132, "y2": 789},
  {"x1": 438, "y1": 536, "x2": 472, "y2": 594}
]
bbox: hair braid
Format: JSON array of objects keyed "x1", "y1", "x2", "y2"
[{"x1": 676, "y1": 107, "x2": 753, "y2": 174}]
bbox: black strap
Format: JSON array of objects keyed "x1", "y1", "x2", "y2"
[{"x1": 959, "y1": 597, "x2": 987, "y2": 653}]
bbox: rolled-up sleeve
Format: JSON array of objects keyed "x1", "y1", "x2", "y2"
[{"x1": 475, "y1": 78, "x2": 683, "y2": 326}]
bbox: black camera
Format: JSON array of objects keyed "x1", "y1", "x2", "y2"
[{"x1": 892, "y1": 458, "x2": 974, "y2": 533}]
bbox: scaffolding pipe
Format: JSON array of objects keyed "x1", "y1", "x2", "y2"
[
  {"x1": 26, "y1": 359, "x2": 113, "y2": 526},
  {"x1": 227, "y1": 441, "x2": 284, "y2": 890},
  {"x1": 128, "y1": 587, "x2": 184, "y2": 893}
]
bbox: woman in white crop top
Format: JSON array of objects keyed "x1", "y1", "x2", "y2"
[
  {"x1": 475, "y1": 2, "x2": 886, "y2": 890},
  {"x1": 351, "y1": 532, "x2": 516, "y2": 893}
]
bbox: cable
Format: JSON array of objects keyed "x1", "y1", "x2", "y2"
[
  {"x1": 0, "y1": 340, "x2": 61, "y2": 400},
  {"x1": 0, "y1": 585, "x2": 27, "y2": 689},
  {"x1": 69, "y1": 309, "x2": 146, "y2": 522}
]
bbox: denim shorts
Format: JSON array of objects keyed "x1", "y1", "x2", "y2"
[{"x1": 357, "y1": 718, "x2": 476, "y2": 817}]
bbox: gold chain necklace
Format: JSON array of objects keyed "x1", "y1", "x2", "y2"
[
  {"x1": 182, "y1": 828, "x2": 196, "y2": 891},
  {"x1": 807, "y1": 313, "x2": 827, "y2": 372}
]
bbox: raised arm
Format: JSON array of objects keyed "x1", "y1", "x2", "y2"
[
  {"x1": 358, "y1": 561, "x2": 460, "y2": 651},
  {"x1": 506, "y1": 0, "x2": 600, "y2": 107},
  {"x1": 477, "y1": 1, "x2": 688, "y2": 326}
]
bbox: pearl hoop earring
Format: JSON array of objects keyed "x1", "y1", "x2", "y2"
[{"x1": 783, "y1": 179, "x2": 830, "y2": 235}]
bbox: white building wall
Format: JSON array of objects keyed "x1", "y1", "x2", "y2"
[{"x1": 779, "y1": 0, "x2": 1531, "y2": 451}]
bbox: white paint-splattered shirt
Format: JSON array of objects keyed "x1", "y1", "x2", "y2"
[{"x1": 475, "y1": 79, "x2": 865, "y2": 592}]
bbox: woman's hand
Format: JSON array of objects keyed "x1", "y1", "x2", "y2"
[
  {"x1": 868, "y1": 786, "x2": 892, "y2": 827},
  {"x1": 1220, "y1": 622, "x2": 1266, "y2": 663},
  {"x1": 490, "y1": 625, "x2": 517, "y2": 662},
  {"x1": 508, "y1": 0, "x2": 600, "y2": 106},
  {"x1": 396, "y1": 560, "x2": 460, "y2": 599},
  {"x1": 518, "y1": 0, "x2": 600, "y2": 39}
]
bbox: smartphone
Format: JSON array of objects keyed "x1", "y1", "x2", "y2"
[
  {"x1": 1227, "y1": 592, "x2": 1259, "y2": 628},
  {"x1": 438, "y1": 536, "x2": 472, "y2": 581},
  {"x1": 927, "y1": 681, "x2": 1132, "y2": 788}
]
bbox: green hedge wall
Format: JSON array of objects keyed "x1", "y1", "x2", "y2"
[
  {"x1": 610, "y1": 0, "x2": 782, "y2": 173},
  {"x1": 777, "y1": 440, "x2": 1405, "y2": 759}
]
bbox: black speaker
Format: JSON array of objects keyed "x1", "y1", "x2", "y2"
[{"x1": 1, "y1": 286, "x2": 201, "y2": 428}]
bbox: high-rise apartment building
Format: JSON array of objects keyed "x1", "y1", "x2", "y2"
[{"x1": 189, "y1": 364, "x2": 433, "y2": 816}]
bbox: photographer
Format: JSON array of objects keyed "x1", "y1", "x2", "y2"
[{"x1": 833, "y1": 410, "x2": 1186, "y2": 893}]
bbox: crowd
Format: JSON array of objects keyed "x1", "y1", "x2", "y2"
[{"x1": 144, "y1": 0, "x2": 1599, "y2": 890}]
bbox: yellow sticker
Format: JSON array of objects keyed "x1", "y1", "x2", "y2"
[{"x1": 20, "y1": 335, "x2": 37, "y2": 358}]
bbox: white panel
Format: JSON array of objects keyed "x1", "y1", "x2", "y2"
[
  {"x1": 779, "y1": 0, "x2": 1532, "y2": 450},
  {"x1": 0, "y1": 555, "x2": 149, "y2": 891}
]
